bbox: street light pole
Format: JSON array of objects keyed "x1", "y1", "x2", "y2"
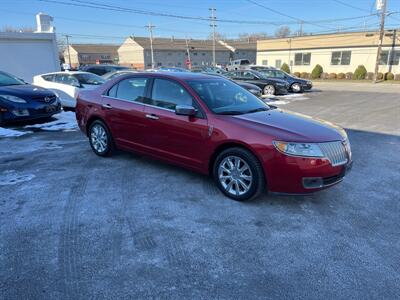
[
  {"x1": 373, "y1": 0, "x2": 387, "y2": 83},
  {"x1": 64, "y1": 34, "x2": 72, "y2": 68},
  {"x1": 145, "y1": 23, "x2": 155, "y2": 69},
  {"x1": 209, "y1": 8, "x2": 217, "y2": 67}
]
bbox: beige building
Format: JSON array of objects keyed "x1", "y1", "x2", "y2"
[
  {"x1": 64, "y1": 44, "x2": 119, "y2": 68},
  {"x1": 118, "y1": 36, "x2": 257, "y2": 69},
  {"x1": 257, "y1": 30, "x2": 399, "y2": 75}
]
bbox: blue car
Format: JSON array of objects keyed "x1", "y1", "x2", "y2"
[{"x1": 0, "y1": 71, "x2": 61, "y2": 125}]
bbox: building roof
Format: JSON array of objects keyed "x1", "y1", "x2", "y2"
[
  {"x1": 69, "y1": 44, "x2": 119, "y2": 54},
  {"x1": 221, "y1": 39, "x2": 257, "y2": 50},
  {"x1": 257, "y1": 31, "x2": 397, "y2": 51},
  {"x1": 127, "y1": 36, "x2": 234, "y2": 51}
]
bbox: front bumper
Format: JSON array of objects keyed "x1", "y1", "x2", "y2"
[
  {"x1": 301, "y1": 83, "x2": 312, "y2": 90},
  {"x1": 1, "y1": 101, "x2": 61, "y2": 123},
  {"x1": 264, "y1": 151, "x2": 352, "y2": 194}
]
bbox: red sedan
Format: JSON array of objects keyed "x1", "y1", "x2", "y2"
[{"x1": 76, "y1": 72, "x2": 352, "y2": 201}]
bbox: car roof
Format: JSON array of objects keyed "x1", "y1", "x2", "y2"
[
  {"x1": 38, "y1": 71, "x2": 94, "y2": 76},
  {"x1": 118, "y1": 71, "x2": 223, "y2": 81}
]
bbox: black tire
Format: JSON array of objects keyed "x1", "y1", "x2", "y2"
[
  {"x1": 290, "y1": 82, "x2": 302, "y2": 93},
  {"x1": 213, "y1": 147, "x2": 265, "y2": 201},
  {"x1": 263, "y1": 84, "x2": 276, "y2": 95},
  {"x1": 88, "y1": 120, "x2": 114, "y2": 157}
]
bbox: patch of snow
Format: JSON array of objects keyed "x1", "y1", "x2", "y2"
[
  {"x1": 0, "y1": 127, "x2": 31, "y2": 138},
  {"x1": 267, "y1": 100, "x2": 288, "y2": 105},
  {"x1": 0, "y1": 170, "x2": 35, "y2": 186},
  {"x1": 24, "y1": 111, "x2": 78, "y2": 132}
]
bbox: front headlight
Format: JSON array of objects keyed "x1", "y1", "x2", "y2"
[
  {"x1": 273, "y1": 141, "x2": 324, "y2": 157},
  {"x1": 0, "y1": 95, "x2": 27, "y2": 103}
]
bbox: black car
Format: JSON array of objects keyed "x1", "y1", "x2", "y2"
[
  {"x1": 225, "y1": 70, "x2": 289, "y2": 95},
  {"x1": 80, "y1": 65, "x2": 131, "y2": 76},
  {"x1": 0, "y1": 71, "x2": 61, "y2": 125},
  {"x1": 200, "y1": 72, "x2": 262, "y2": 97},
  {"x1": 255, "y1": 68, "x2": 312, "y2": 93}
]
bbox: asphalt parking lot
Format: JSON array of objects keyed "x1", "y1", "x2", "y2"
[{"x1": 1, "y1": 83, "x2": 400, "y2": 299}]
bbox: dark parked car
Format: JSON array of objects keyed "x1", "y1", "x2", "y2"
[
  {"x1": 156, "y1": 67, "x2": 190, "y2": 72},
  {"x1": 80, "y1": 65, "x2": 131, "y2": 76},
  {"x1": 76, "y1": 72, "x2": 352, "y2": 201},
  {"x1": 102, "y1": 70, "x2": 138, "y2": 80},
  {"x1": 225, "y1": 70, "x2": 289, "y2": 95},
  {"x1": 256, "y1": 68, "x2": 313, "y2": 93},
  {"x1": 0, "y1": 71, "x2": 61, "y2": 125}
]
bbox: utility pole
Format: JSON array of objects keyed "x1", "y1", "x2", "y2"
[
  {"x1": 298, "y1": 21, "x2": 303, "y2": 36},
  {"x1": 145, "y1": 23, "x2": 155, "y2": 69},
  {"x1": 373, "y1": 0, "x2": 387, "y2": 83},
  {"x1": 185, "y1": 37, "x2": 191, "y2": 70},
  {"x1": 209, "y1": 8, "x2": 217, "y2": 67},
  {"x1": 64, "y1": 34, "x2": 72, "y2": 68}
]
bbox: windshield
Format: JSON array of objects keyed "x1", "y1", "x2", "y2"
[
  {"x1": 0, "y1": 72, "x2": 25, "y2": 86},
  {"x1": 74, "y1": 73, "x2": 105, "y2": 85},
  {"x1": 187, "y1": 79, "x2": 269, "y2": 115}
]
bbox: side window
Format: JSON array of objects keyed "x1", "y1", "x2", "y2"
[
  {"x1": 107, "y1": 84, "x2": 118, "y2": 98},
  {"x1": 88, "y1": 67, "x2": 103, "y2": 75},
  {"x1": 54, "y1": 74, "x2": 63, "y2": 83},
  {"x1": 263, "y1": 70, "x2": 275, "y2": 78},
  {"x1": 274, "y1": 71, "x2": 286, "y2": 78},
  {"x1": 42, "y1": 74, "x2": 54, "y2": 82},
  {"x1": 151, "y1": 79, "x2": 192, "y2": 110},
  {"x1": 242, "y1": 71, "x2": 257, "y2": 79},
  {"x1": 114, "y1": 78, "x2": 148, "y2": 102}
]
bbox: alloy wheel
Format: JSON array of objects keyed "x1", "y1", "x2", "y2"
[
  {"x1": 218, "y1": 155, "x2": 253, "y2": 196},
  {"x1": 291, "y1": 83, "x2": 301, "y2": 92},
  {"x1": 264, "y1": 85, "x2": 275, "y2": 95},
  {"x1": 90, "y1": 124, "x2": 108, "y2": 153}
]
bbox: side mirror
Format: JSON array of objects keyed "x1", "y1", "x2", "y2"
[{"x1": 175, "y1": 105, "x2": 197, "y2": 116}]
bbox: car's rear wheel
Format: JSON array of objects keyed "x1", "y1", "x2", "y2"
[
  {"x1": 291, "y1": 83, "x2": 302, "y2": 93},
  {"x1": 213, "y1": 147, "x2": 265, "y2": 201},
  {"x1": 263, "y1": 84, "x2": 275, "y2": 95},
  {"x1": 89, "y1": 120, "x2": 114, "y2": 156}
]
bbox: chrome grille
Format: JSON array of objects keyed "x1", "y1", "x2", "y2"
[{"x1": 319, "y1": 141, "x2": 348, "y2": 166}]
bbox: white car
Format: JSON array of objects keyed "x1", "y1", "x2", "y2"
[{"x1": 33, "y1": 71, "x2": 105, "y2": 108}]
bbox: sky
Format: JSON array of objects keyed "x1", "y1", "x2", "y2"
[{"x1": 1, "y1": 0, "x2": 400, "y2": 44}]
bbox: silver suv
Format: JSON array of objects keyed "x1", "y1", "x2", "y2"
[{"x1": 226, "y1": 59, "x2": 251, "y2": 71}]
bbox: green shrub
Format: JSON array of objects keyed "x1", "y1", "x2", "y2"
[
  {"x1": 345, "y1": 72, "x2": 353, "y2": 80},
  {"x1": 293, "y1": 72, "x2": 300, "y2": 77},
  {"x1": 300, "y1": 72, "x2": 310, "y2": 79},
  {"x1": 337, "y1": 73, "x2": 345, "y2": 79},
  {"x1": 280, "y1": 63, "x2": 290, "y2": 73},
  {"x1": 328, "y1": 73, "x2": 337, "y2": 79},
  {"x1": 366, "y1": 72, "x2": 374, "y2": 80},
  {"x1": 385, "y1": 72, "x2": 394, "y2": 80},
  {"x1": 311, "y1": 64, "x2": 323, "y2": 79},
  {"x1": 377, "y1": 72, "x2": 384, "y2": 80},
  {"x1": 395, "y1": 74, "x2": 400, "y2": 81},
  {"x1": 353, "y1": 65, "x2": 367, "y2": 80}
]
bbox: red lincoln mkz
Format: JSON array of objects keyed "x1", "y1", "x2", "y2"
[{"x1": 76, "y1": 72, "x2": 352, "y2": 201}]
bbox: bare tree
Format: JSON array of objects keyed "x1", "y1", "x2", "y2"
[
  {"x1": 275, "y1": 26, "x2": 291, "y2": 38},
  {"x1": 238, "y1": 32, "x2": 269, "y2": 41},
  {"x1": 2, "y1": 26, "x2": 34, "y2": 33},
  {"x1": 208, "y1": 31, "x2": 226, "y2": 40}
]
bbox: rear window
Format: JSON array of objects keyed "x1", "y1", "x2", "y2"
[{"x1": 240, "y1": 60, "x2": 250, "y2": 65}]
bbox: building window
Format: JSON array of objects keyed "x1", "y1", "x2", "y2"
[
  {"x1": 275, "y1": 59, "x2": 282, "y2": 68},
  {"x1": 294, "y1": 53, "x2": 311, "y2": 65},
  {"x1": 193, "y1": 52, "x2": 198, "y2": 56},
  {"x1": 202, "y1": 52, "x2": 206, "y2": 56},
  {"x1": 262, "y1": 60, "x2": 268, "y2": 66},
  {"x1": 379, "y1": 50, "x2": 400, "y2": 65},
  {"x1": 100, "y1": 55, "x2": 110, "y2": 60},
  {"x1": 331, "y1": 51, "x2": 351, "y2": 65},
  {"x1": 168, "y1": 52, "x2": 172, "y2": 56},
  {"x1": 177, "y1": 62, "x2": 182, "y2": 66},
  {"x1": 81, "y1": 54, "x2": 90, "y2": 61},
  {"x1": 157, "y1": 62, "x2": 162, "y2": 66},
  {"x1": 168, "y1": 62, "x2": 173, "y2": 66}
]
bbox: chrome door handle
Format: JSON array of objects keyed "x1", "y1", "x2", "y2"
[
  {"x1": 102, "y1": 104, "x2": 112, "y2": 109},
  {"x1": 145, "y1": 114, "x2": 159, "y2": 120}
]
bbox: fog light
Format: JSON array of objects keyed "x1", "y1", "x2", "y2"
[
  {"x1": 303, "y1": 177, "x2": 324, "y2": 189},
  {"x1": 0, "y1": 107, "x2": 7, "y2": 112},
  {"x1": 12, "y1": 109, "x2": 29, "y2": 116}
]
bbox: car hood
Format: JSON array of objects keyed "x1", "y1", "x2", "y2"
[
  {"x1": 233, "y1": 109, "x2": 346, "y2": 142},
  {"x1": 289, "y1": 76, "x2": 308, "y2": 83},
  {"x1": 0, "y1": 84, "x2": 55, "y2": 98},
  {"x1": 236, "y1": 81, "x2": 261, "y2": 90}
]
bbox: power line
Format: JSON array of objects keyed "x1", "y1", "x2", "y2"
[
  {"x1": 210, "y1": 8, "x2": 216, "y2": 66},
  {"x1": 331, "y1": 0, "x2": 371, "y2": 13},
  {"x1": 36, "y1": 0, "x2": 379, "y2": 27}
]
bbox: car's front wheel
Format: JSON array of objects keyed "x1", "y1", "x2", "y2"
[
  {"x1": 89, "y1": 120, "x2": 114, "y2": 156},
  {"x1": 213, "y1": 147, "x2": 265, "y2": 201},
  {"x1": 291, "y1": 83, "x2": 302, "y2": 93},
  {"x1": 263, "y1": 84, "x2": 275, "y2": 95}
]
